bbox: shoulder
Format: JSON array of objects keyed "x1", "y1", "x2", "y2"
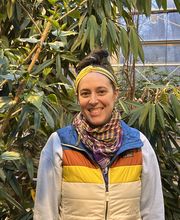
[
  {"x1": 40, "y1": 131, "x2": 63, "y2": 166},
  {"x1": 120, "y1": 120, "x2": 143, "y2": 149},
  {"x1": 56, "y1": 125, "x2": 78, "y2": 145}
]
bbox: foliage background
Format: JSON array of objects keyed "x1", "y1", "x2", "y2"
[{"x1": 0, "y1": 0, "x2": 180, "y2": 219}]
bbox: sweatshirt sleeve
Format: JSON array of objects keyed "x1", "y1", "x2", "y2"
[
  {"x1": 33, "y1": 132, "x2": 62, "y2": 220},
  {"x1": 140, "y1": 132, "x2": 165, "y2": 220}
]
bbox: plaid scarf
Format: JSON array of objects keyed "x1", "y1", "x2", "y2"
[{"x1": 73, "y1": 110, "x2": 122, "y2": 169}]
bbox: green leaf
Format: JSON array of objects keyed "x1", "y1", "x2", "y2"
[
  {"x1": 162, "y1": 0, "x2": 167, "y2": 10},
  {"x1": 120, "y1": 28, "x2": 129, "y2": 59},
  {"x1": 6, "y1": 170, "x2": 23, "y2": 199},
  {"x1": 41, "y1": 105, "x2": 54, "y2": 128},
  {"x1": 34, "y1": 111, "x2": 41, "y2": 130},
  {"x1": 118, "y1": 99, "x2": 129, "y2": 114},
  {"x1": 51, "y1": 30, "x2": 77, "y2": 37},
  {"x1": 116, "y1": 0, "x2": 123, "y2": 15},
  {"x1": 31, "y1": 59, "x2": 54, "y2": 75},
  {"x1": 155, "y1": 0, "x2": 162, "y2": 9},
  {"x1": 43, "y1": 67, "x2": 52, "y2": 78},
  {"x1": 128, "y1": 108, "x2": 142, "y2": 126},
  {"x1": 25, "y1": 151, "x2": 34, "y2": 180},
  {"x1": 7, "y1": 0, "x2": 14, "y2": 19},
  {"x1": 48, "y1": 41, "x2": 65, "y2": 50},
  {"x1": 47, "y1": 0, "x2": 57, "y2": 5},
  {"x1": 170, "y1": 94, "x2": 180, "y2": 121},
  {"x1": 148, "y1": 103, "x2": 156, "y2": 133},
  {"x1": 88, "y1": 15, "x2": 98, "y2": 50},
  {"x1": 0, "y1": 151, "x2": 20, "y2": 160},
  {"x1": 0, "y1": 168, "x2": 6, "y2": 182},
  {"x1": 138, "y1": 37, "x2": 144, "y2": 63},
  {"x1": 0, "y1": 188, "x2": 25, "y2": 212},
  {"x1": 104, "y1": 0, "x2": 112, "y2": 17},
  {"x1": 174, "y1": 0, "x2": 180, "y2": 11},
  {"x1": 26, "y1": 91, "x2": 44, "y2": 110},
  {"x1": 18, "y1": 37, "x2": 39, "y2": 44},
  {"x1": 144, "y1": 0, "x2": 152, "y2": 16},
  {"x1": 129, "y1": 26, "x2": 139, "y2": 60},
  {"x1": 101, "y1": 18, "x2": 107, "y2": 43},
  {"x1": 55, "y1": 54, "x2": 72, "y2": 85},
  {"x1": 107, "y1": 20, "x2": 117, "y2": 43},
  {"x1": 48, "y1": 94, "x2": 58, "y2": 104},
  {"x1": 71, "y1": 17, "x2": 87, "y2": 51},
  {"x1": 155, "y1": 103, "x2": 165, "y2": 129},
  {"x1": 90, "y1": 27, "x2": 95, "y2": 50},
  {"x1": 81, "y1": 27, "x2": 90, "y2": 50},
  {"x1": 139, "y1": 102, "x2": 150, "y2": 127}
]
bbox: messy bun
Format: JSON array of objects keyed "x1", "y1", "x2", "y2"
[{"x1": 76, "y1": 49, "x2": 114, "y2": 74}]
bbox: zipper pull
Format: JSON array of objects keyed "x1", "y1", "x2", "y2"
[{"x1": 104, "y1": 167, "x2": 108, "y2": 175}]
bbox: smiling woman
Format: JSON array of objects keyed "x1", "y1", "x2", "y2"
[{"x1": 34, "y1": 49, "x2": 165, "y2": 220}]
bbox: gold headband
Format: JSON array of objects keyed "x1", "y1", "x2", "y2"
[{"x1": 75, "y1": 65, "x2": 117, "y2": 92}]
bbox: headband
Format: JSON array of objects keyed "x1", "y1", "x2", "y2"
[{"x1": 75, "y1": 65, "x2": 117, "y2": 92}]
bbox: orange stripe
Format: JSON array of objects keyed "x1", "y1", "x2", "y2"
[
  {"x1": 111, "y1": 149, "x2": 142, "y2": 167},
  {"x1": 63, "y1": 149, "x2": 98, "y2": 168}
]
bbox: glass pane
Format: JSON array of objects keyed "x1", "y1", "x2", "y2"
[
  {"x1": 167, "y1": 45, "x2": 180, "y2": 63},
  {"x1": 138, "y1": 14, "x2": 167, "y2": 41},
  {"x1": 135, "y1": 66, "x2": 180, "y2": 86},
  {"x1": 142, "y1": 45, "x2": 166, "y2": 63},
  {"x1": 167, "y1": 13, "x2": 180, "y2": 40},
  {"x1": 152, "y1": 0, "x2": 176, "y2": 9}
]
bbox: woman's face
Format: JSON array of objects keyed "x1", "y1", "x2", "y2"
[{"x1": 77, "y1": 72, "x2": 118, "y2": 127}]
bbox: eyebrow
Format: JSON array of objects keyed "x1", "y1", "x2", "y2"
[{"x1": 80, "y1": 86, "x2": 107, "y2": 91}]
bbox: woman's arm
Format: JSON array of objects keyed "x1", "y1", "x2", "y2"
[
  {"x1": 140, "y1": 132, "x2": 165, "y2": 220},
  {"x1": 33, "y1": 132, "x2": 62, "y2": 220}
]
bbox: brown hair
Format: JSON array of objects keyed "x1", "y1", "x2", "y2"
[{"x1": 76, "y1": 49, "x2": 114, "y2": 75}]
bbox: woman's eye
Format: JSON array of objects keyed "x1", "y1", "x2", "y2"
[
  {"x1": 80, "y1": 92, "x2": 89, "y2": 97},
  {"x1": 98, "y1": 90, "x2": 106, "y2": 95}
]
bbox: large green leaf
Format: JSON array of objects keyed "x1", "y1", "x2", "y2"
[
  {"x1": 25, "y1": 151, "x2": 34, "y2": 180},
  {"x1": 170, "y1": 94, "x2": 180, "y2": 121},
  {"x1": 41, "y1": 105, "x2": 55, "y2": 128},
  {"x1": 107, "y1": 20, "x2": 118, "y2": 43},
  {"x1": 31, "y1": 59, "x2": 55, "y2": 75},
  {"x1": 144, "y1": 0, "x2": 152, "y2": 16},
  {"x1": 0, "y1": 151, "x2": 20, "y2": 160},
  {"x1": 0, "y1": 188, "x2": 25, "y2": 212},
  {"x1": 6, "y1": 170, "x2": 23, "y2": 200},
  {"x1": 88, "y1": 15, "x2": 98, "y2": 50},
  {"x1": 174, "y1": 0, "x2": 180, "y2": 11},
  {"x1": 119, "y1": 28, "x2": 129, "y2": 59},
  {"x1": 139, "y1": 101, "x2": 150, "y2": 127},
  {"x1": 101, "y1": 18, "x2": 107, "y2": 43},
  {"x1": 148, "y1": 103, "x2": 156, "y2": 133},
  {"x1": 128, "y1": 107, "x2": 143, "y2": 126},
  {"x1": 155, "y1": 103, "x2": 165, "y2": 129},
  {"x1": 129, "y1": 26, "x2": 139, "y2": 60},
  {"x1": 26, "y1": 91, "x2": 44, "y2": 111}
]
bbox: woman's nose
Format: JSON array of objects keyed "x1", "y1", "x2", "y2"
[{"x1": 89, "y1": 93, "x2": 98, "y2": 104}]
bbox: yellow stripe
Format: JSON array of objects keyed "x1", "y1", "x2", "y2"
[
  {"x1": 63, "y1": 166, "x2": 103, "y2": 183},
  {"x1": 110, "y1": 165, "x2": 142, "y2": 183},
  {"x1": 75, "y1": 65, "x2": 117, "y2": 92}
]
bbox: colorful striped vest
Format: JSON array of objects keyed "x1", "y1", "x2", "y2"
[{"x1": 57, "y1": 120, "x2": 143, "y2": 220}]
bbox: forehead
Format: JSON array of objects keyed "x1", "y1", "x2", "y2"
[{"x1": 78, "y1": 71, "x2": 112, "y2": 90}]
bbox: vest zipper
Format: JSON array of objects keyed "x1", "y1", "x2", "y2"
[
  {"x1": 62, "y1": 143, "x2": 110, "y2": 219},
  {"x1": 103, "y1": 167, "x2": 109, "y2": 220}
]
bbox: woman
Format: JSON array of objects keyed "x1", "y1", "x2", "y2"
[{"x1": 34, "y1": 49, "x2": 164, "y2": 220}]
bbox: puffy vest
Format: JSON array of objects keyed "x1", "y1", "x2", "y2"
[{"x1": 57, "y1": 120, "x2": 143, "y2": 220}]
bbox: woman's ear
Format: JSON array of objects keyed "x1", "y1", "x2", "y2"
[
  {"x1": 114, "y1": 88, "x2": 119, "y2": 101},
  {"x1": 76, "y1": 93, "x2": 79, "y2": 104}
]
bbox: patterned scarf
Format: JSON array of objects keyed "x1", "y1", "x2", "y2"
[{"x1": 73, "y1": 110, "x2": 122, "y2": 169}]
